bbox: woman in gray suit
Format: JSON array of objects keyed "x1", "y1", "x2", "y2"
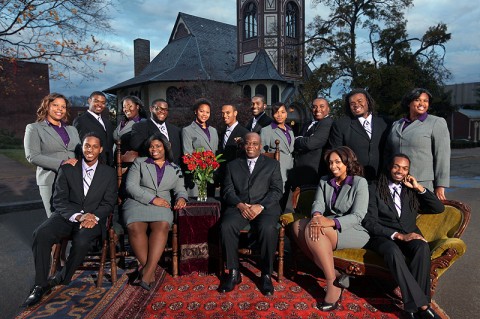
[
  {"x1": 24, "y1": 93, "x2": 81, "y2": 217},
  {"x1": 182, "y1": 98, "x2": 219, "y2": 197},
  {"x1": 291, "y1": 146, "x2": 369, "y2": 311},
  {"x1": 113, "y1": 95, "x2": 147, "y2": 155},
  {"x1": 386, "y1": 88, "x2": 450, "y2": 200},
  {"x1": 260, "y1": 102, "x2": 295, "y2": 188},
  {"x1": 123, "y1": 133, "x2": 188, "y2": 290}
]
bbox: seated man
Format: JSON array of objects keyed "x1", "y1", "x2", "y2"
[
  {"x1": 219, "y1": 132, "x2": 283, "y2": 296},
  {"x1": 23, "y1": 132, "x2": 117, "y2": 307},
  {"x1": 363, "y1": 154, "x2": 444, "y2": 319}
]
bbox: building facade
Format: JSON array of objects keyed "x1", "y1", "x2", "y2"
[{"x1": 105, "y1": 1, "x2": 309, "y2": 129}]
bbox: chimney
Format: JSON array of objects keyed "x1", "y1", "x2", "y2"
[{"x1": 134, "y1": 38, "x2": 150, "y2": 76}]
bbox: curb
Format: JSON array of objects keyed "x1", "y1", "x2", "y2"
[{"x1": 0, "y1": 200, "x2": 44, "y2": 215}]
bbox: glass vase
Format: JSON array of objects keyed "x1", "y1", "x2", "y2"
[{"x1": 197, "y1": 180, "x2": 208, "y2": 202}]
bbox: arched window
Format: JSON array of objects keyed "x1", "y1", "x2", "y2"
[
  {"x1": 166, "y1": 86, "x2": 179, "y2": 107},
  {"x1": 244, "y1": 2, "x2": 257, "y2": 39},
  {"x1": 255, "y1": 84, "x2": 267, "y2": 102},
  {"x1": 243, "y1": 85, "x2": 252, "y2": 98},
  {"x1": 271, "y1": 85, "x2": 279, "y2": 104},
  {"x1": 286, "y1": 2, "x2": 298, "y2": 38}
]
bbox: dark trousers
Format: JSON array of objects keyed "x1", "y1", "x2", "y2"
[
  {"x1": 32, "y1": 214, "x2": 102, "y2": 287},
  {"x1": 366, "y1": 237, "x2": 431, "y2": 312},
  {"x1": 220, "y1": 208, "x2": 279, "y2": 275}
]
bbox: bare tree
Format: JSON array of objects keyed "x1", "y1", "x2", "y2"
[{"x1": 0, "y1": 0, "x2": 120, "y2": 84}]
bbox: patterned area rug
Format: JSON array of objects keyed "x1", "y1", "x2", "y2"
[
  {"x1": 15, "y1": 269, "x2": 128, "y2": 319},
  {"x1": 15, "y1": 263, "x2": 448, "y2": 319}
]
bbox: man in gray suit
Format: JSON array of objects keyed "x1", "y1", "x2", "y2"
[{"x1": 219, "y1": 132, "x2": 283, "y2": 296}]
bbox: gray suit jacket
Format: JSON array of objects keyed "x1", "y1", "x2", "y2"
[
  {"x1": 122, "y1": 158, "x2": 188, "y2": 225},
  {"x1": 182, "y1": 121, "x2": 219, "y2": 154},
  {"x1": 113, "y1": 119, "x2": 136, "y2": 141},
  {"x1": 311, "y1": 175, "x2": 370, "y2": 248},
  {"x1": 386, "y1": 115, "x2": 450, "y2": 188},
  {"x1": 24, "y1": 122, "x2": 80, "y2": 186},
  {"x1": 260, "y1": 124, "x2": 294, "y2": 185}
]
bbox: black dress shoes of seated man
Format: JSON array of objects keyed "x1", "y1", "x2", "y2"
[
  {"x1": 218, "y1": 269, "x2": 274, "y2": 296},
  {"x1": 218, "y1": 268, "x2": 242, "y2": 293},
  {"x1": 260, "y1": 273, "x2": 274, "y2": 296},
  {"x1": 22, "y1": 285, "x2": 49, "y2": 308},
  {"x1": 22, "y1": 273, "x2": 62, "y2": 307}
]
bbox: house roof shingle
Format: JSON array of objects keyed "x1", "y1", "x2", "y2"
[
  {"x1": 105, "y1": 12, "x2": 238, "y2": 92},
  {"x1": 105, "y1": 12, "x2": 294, "y2": 94}
]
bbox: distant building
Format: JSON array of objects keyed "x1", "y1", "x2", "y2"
[
  {"x1": 0, "y1": 59, "x2": 50, "y2": 138},
  {"x1": 105, "y1": 0, "x2": 310, "y2": 130},
  {"x1": 444, "y1": 82, "x2": 480, "y2": 141}
]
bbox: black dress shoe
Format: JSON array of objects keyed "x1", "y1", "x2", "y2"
[
  {"x1": 418, "y1": 306, "x2": 441, "y2": 319},
  {"x1": 260, "y1": 274, "x2": 274, "y2": 296},
  {"x1": 47, "y1": 272, "x2": 63, "y2": 288},
  {"x1": 22, "y1": 285, "x2": 47, "y2": 307},
  {"x1": 218, "y1": 269, "x2": 241, "y2": 293},
  {"x1": 317, "y1": 288, "x2": 343, "y2": 311}
]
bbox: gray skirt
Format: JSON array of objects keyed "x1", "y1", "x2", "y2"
[
  {"x1": 336, "y1": 225, "x2": 370, "y2": 250},
  {"x1": 122, "y1": 198, "x2": 174, "y2": 226}
]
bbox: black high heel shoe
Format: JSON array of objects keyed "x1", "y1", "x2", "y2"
[
  {"x1": 334, "y1": 274, "x2": 353, "y2": 289},
  {"x1": 317, "y1": 288, "x2": 344, "y2": 311},
  {"x1": 128, "y1": 265, "x2": 143, "y2": 285}
]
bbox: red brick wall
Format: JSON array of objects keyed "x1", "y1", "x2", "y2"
[{"x1": 0, "y1": 60, "x2": 50, "y2": 138}]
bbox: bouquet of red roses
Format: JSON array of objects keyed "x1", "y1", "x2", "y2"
[{"x1": 182, "y1": 149, "x2": 224, "y2": 200}]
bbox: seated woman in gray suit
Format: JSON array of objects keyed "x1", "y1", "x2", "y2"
[
  {"x1": 260, "y1": 102, "x2": 295, "y2": 189},
  {"x1": 113, "y1": 95, "x2": 147, "y2": 157},
  {"x1": 123, "y1": 133, "x2": 188, "y2": 290},
  {"x1": 386, "y1": 88, "x2": 450, "y2": 200},
  {"x1": 290, "y1": 146, "x2": 370, "y2": 311},
  {"x1": 24, "y1": 93, "x2": 81, "y2": 217},
  {"x1": 182, "y1": 98, "x2": 219, "y2": 197}
]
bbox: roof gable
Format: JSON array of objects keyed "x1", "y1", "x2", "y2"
[{"x1": 232, "y1": 49, "x2": 285, "y2": 82}]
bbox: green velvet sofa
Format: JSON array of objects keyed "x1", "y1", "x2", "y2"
[{"x1": 280, "y1": 186, "x2": 471, "y2": 296}]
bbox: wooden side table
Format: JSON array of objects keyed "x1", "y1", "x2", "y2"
[{"x1": 177, "y1": 199, "x2": 221, "y2": 275}]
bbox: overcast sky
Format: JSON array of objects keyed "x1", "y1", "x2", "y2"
[{"x1": 50, "y1": 0, "x2": 480, "y2": 97}]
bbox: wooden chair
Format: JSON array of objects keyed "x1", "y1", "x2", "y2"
[
  {"x1": 115, "y1": 139, "x2": 179, "y2": 278},
  {"x1": 234, "y1": 139, "x2": 285, "y2": 282}
]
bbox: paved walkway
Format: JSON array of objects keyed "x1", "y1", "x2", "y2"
[{"x1": 0, "y1": 154, "x2": 41, "y2": 214}]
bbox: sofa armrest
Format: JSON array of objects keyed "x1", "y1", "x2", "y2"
[{"x1": 429, "y1": 238, "x2": 467, "y2": 260}]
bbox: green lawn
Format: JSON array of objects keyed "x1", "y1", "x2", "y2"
[{"x1": 0, "y1": 148, "x2": 35, "y2": 169}]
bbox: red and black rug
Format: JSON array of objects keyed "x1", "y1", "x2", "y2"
[{"x1": 16, "y1": 263, "x2": 448, "y2": 319}]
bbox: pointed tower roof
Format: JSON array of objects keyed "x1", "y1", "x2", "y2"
[{"x1": 232, "y1": 49, "x2": 285, "y2": 82}]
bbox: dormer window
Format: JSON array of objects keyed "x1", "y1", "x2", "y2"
[{"x1": 244, "y1": 2, "x2": 258, "y2": 39}]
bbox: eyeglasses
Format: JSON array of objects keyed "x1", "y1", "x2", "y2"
[{"x1": 152, "y1": 106, "x2": 168, "y2": 112}]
